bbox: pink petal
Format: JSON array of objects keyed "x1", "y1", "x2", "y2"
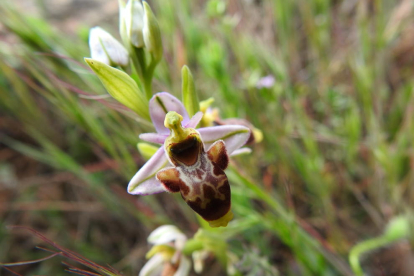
[
  {"x1": 128, "y1": 147, "x2": 169, "y2": 195},
  {"x1": 139, "y1": 133, "x2": 168, "y2": 144},
  {"x1": 185, "y1": 111, "x2": 203, "y2": 128},
  {"x1": 129, "y1": 178, "x2": 166, "y2": 195},
  {"x1": 198, "y1": 125, "x2": 250, "y2": 154},
  {"x1": 231, "y1": 147, "x2": 252, "y2": 156},
  {"x1": 149, "y1": 92, "x2": 189, "y2": 134}
]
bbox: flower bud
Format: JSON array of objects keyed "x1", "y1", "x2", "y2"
[
  {"x1": 84, "y1": 58, "x2": 149, "y2": 119},
  {"x1": 118, "y1": 0, "x2": 129, "y2": 49},
  {"x1": 384, "y1": 216, "x2": 410, "y2": 241},
  {"x1": 199, "y1": 98, "x2": 219, "y2": 127},
  {"x1": 143, "y1": 2, "x2": 163, "y2": 62},
  {"x1": 125, "y1": 0, "x2": 145, "y2": 48},
  {"x1": 147, "y1": 225, "x2": 187, "y2": 248},
  {"x1": 89, "y1": 27, "x2": 129, "y2": 67}
]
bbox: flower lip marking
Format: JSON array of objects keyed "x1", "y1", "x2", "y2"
[
  {"x1": 164, "y1": 111, "x2": 203, "y2": 167},
  {"x1": 170, "y1": 136, "x2": 200, "y2": 167},
  {"x1": 158, "y1": 111, "x2": 234, "y2": 227}
]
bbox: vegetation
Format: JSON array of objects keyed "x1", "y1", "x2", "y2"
[{"x1": 0, "y1": 0, "x2": 413, "y2": 275}]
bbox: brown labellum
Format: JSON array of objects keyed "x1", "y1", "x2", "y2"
[{"x1": 157, "y1": 139, "x2": 233, "y2": 227}]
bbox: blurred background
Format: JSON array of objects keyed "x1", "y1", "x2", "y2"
[{"x1": 1, "y1": 0, "x2": 414, "y2": 275}]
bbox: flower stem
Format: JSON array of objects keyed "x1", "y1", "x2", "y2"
[
  {"x1": 133, "y1": 47, "x2": 146, "y2": 78},
  {"x1": 182, "y1": 239, "x2": 204, "y2": 255},
  {"x1": 143, "y1": 76, "x2": 153, "y2": 101},
  {"x1": 143, "y1": 56, "x2": 158, "y2": 100},
  {"x1": 349, "y1": 236, "x2": 390, "y2": 276},
  {"x1": 131, "y1": 47, "x2": 154, "y2": 100}
]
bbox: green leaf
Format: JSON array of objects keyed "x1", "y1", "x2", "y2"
[{"x1": 85, "y1": 58, "x2": 149, "y2": 120}]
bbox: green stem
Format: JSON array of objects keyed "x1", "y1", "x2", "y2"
[
  {"x1": 182, "y1": 239, "x2": 204, "y2": 255},
  {"x1": 349, "y1": 236, "x2": 390, "y2": 276},
  {"x1": 143, "y1": 56, "x2": 158, "y2": 100},
  {"x1": 143, "y1": 76, "x2": 153, "y2": 101},
  {"x1": 133, "y1": 47, "x2": 146, "y2": 78},
  {"x1": 131, "y1": 47, "x2": 152, "y2": 101}
]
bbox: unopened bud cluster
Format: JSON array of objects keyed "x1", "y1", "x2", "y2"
[{"x1": 89, "y1": 0, "x2": 163, "y2": 68}]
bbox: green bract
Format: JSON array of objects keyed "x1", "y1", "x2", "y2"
[
  {"x1": 181, "y1": 65, "x2": 199, "y2": 118},
  {"x1": 137, "y1": 142, "x2": 159, "y2": 161},
  {"x1": 143, "y1": 2, "x2": 163, "y2": 63},
  {"x1": 85, "y1": 58, "x2": 149, "y2": 120}
]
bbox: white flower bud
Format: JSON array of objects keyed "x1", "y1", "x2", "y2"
[
  {"x1": 118, "y1": 0, "x2": 129, "y2": 49},
  {"x1": 89, "y1": 27, "x2": 129, "y2": 67},
  {"x1": 125, "y1": 0, "x2": 145, "y2": 48},
  {"x1": 148, "y1": 225, "x2": 187, "y2": 249}
]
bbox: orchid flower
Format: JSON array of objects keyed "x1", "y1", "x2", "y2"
[
  {"x1": 139, "y1": 225, "x2": 190, "y2": 276},
  {"x1": 128, "y1": 92, "x2": 250, "y2": 227}
]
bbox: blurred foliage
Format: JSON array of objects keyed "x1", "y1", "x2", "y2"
[{"x1": 1, "y1": 0, "x2": 414, "y2": 275}]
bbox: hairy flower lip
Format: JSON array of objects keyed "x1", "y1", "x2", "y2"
[
  {"x1": 127, "y1": 92, "x2": 251, "y2": 196},
  {"x1": 168, "y1": 135, "x2": 202, "y2": 167}
]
